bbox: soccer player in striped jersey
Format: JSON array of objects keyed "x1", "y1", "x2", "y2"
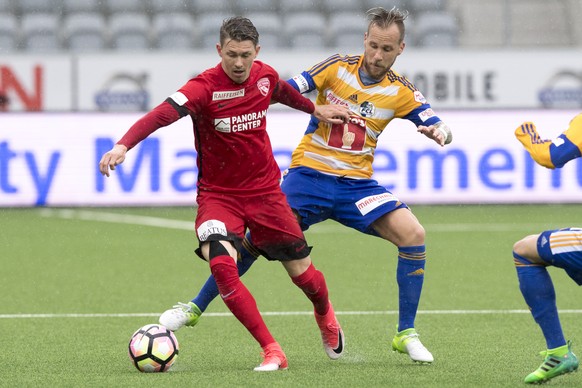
[
  {"x1": 513, "y1": 113, "x2": 581, "y2": 383},
  {"x1": 160, "y1": 7, "x2": 453, "y2": 364}
]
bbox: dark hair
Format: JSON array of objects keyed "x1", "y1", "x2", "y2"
[
  {"x1": 366, "y1": 6, "x2": 408, "y2": 43},
  {"x1": 219, "y1": 17, "x2": 259, "y2": 46}
]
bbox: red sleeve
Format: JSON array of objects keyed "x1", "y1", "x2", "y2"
[
  {"x1": 117, "y1": 101, "x2": 182, "y2": 150},
  {"x1": 271, "y1": 79, "x2": 315, "y2": 114}
]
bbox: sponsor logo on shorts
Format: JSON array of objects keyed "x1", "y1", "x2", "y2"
[
  {"x1": 355, "y1": 193, "x2": 399, "y2": 216},
  {"x1": 197, "y1": 219, "x2": 227, "y2": 241},
  {"x1": 212, "y1": 89, "x2": 245, "y2": 101}
]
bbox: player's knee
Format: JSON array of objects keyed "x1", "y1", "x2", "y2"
[
  {"x1": 408, "y1": 224, "x2": 426, "y2": 245},
  {"x1": 512, "y1": 235, "x2": 534, "y2": 258},
  {"x1": 512, "y1": 234, "x2": 542, "y2": 265},
  {"x1": 512, "y1": 239, "x2": 526, "y2": 258}
]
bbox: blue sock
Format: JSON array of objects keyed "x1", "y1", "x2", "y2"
[
  {"x1": 192, "y1": 234, "x2": 257, "y2": 312},
  {"x1": 396, "y1": 245, "x2": 426, "y2": 332},
  {"x1": 514, "y1": 252, "x2": 566, "y2": 349}
]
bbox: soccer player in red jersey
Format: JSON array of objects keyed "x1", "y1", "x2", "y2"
[{"x1": 99, "y1": 16, "x2": 350, "y2": 372}]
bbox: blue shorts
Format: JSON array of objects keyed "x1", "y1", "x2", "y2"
[
  {"x1": 281, "y1": 166, "x2": 408, "y2": 236},
  {"x1": 537, "y1": 228, "x2": 582, "y2": 285}
]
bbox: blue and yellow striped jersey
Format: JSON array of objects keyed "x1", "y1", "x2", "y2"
[
  {"x1": 516, "y1": 113, "x2": 582, "y2": 169},
  {"x1": 287, "y1": 54, "x2": 441, "y2": 179}
]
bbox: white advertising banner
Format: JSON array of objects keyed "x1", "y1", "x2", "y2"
[
  {"x1": 0, "y1": 56, "x2": 73, "y2": 111},
  {"x1": 0, "y1": 110, "x2": 580, "y2": 207},
  {"x1": 1, "y1": 50, "x2": 581, "y2": 111}
]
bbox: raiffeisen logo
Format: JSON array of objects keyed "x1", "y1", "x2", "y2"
[
  {"x1": 95, "y1": 73, "x2": 149, "y2": 111},
  {"x1": 538, "y1": 70, "x2": 582, "y2": 108}
]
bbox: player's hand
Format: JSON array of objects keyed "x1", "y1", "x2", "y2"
[
  {"x1": 313, "y1": 104, "x2": 350, "y2": 124},
  {"x1": 418, "y1": 122, "x2": 452, "y2": 146},
  {"x1": 99, "y1": 144, "x2": 128, "y2": 177}
]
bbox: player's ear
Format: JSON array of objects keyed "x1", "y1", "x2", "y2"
[
  {"x1": 216, "y1": 43, "x2": 222, "y2": 57},
  {"x1": 398, "y1": 41, "x2": 405, "y2": 55}
]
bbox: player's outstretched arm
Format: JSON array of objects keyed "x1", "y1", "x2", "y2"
[
  {"x1": 99, "y1": 144, "x2": 128, "y2": 177},
  {"x1": 417, "y1": 121, "x2": 453, "y2": 146},
  {"x1": 515, "y1": 115, "x2": 582, "y2": 169},
  {"x1": 514, "y1": 122, "x2": 554, "y2": 168},
  {"x1": 313, "y1": 104, "x2": 350, "y2": 125}
]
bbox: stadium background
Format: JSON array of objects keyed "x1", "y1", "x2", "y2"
[{"x1": 1, "y1": 0, "x2": 582, "y2": 206}]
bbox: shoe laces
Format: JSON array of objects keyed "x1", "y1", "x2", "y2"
[{"x1": 172, "y1": 302, "x2": 193, "y2": 313}]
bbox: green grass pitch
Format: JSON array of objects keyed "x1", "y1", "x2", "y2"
[{"x1": 1, "y1": 205, "x2": 581, "y2": 387}]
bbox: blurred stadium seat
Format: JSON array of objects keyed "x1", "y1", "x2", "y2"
[
  {"x1": 413, "y1": 11, "x2": 459, "y2": 47},
  {"x1": 408, "y1": 0, "x2": 446, "y2": 13},
  {"x1": 190, "y1": 0, "x2": 234, "y2": 15},
  {"x1": 21, "y1": 13, "x2": 62, "y2": 52},
  {"x1": 16, "y1": 0, "x2": 63, "y2": 15},
  {"x1": 197, "y1": 12, "x2": 227, "y2": 48},
  {"x1": 153, "y1": 13, "x2": 197, "y2": 50},
  {"x1": 236, "y1": 0, "x2": 278, "y2": 14},
  {"x1": 323, "y1": 0, "x2": 363, "y2": 13},
  {"x1": 109, "y1": 13, "x2": 151, "y2": 51},
  {"x1": 0, "y1": 14, "x2": 18, "y2": 52},
  {"x1": 0, "y1": 0, "x2": 14, "y2": 13},
  {"x1": 328, "y1": 12, "x2": 367, "y2": 50},
  {"x1": 62, "y1": 0, "x2": 104, "y2": 15},
  {"x1": 280, "y1": 0, "x2": 321, "y2": 14},
  {"x1": 105, "y1": 0, "x2": 146, "y2": 14},
  {"x1": 63, "y1": 13, "x2": 108, "y2": 52},
  {"x1": 150, "y1": 0, "x2": 190, "y2": 14},
  {"x1": 244, "y1": 12, "x2": 284, "y2": 47},
  {"x1": 285, "y1": 13, "x2": 328, "y2": 49},
  {"x1": 362, "y1": 0, "x2": 404, "y2": 12}
]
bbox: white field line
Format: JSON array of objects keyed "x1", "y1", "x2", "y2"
[
  {"x1": 38, "y1": 208, "x2": 573, "y2": 233},
  {"x1": 2, "y1": 310, "x2": 582, "y2": 319},
  {"x1": 39, "y1": 208, "x2": 194, "y2": 230}
]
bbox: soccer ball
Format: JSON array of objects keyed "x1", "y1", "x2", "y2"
[{"x1": 128, "y1": 324, "x2": 179, "y2": 372}]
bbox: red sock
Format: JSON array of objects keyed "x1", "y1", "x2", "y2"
[
  {"x1": 291, "y1": 263, "x2": 329, "y2": 315},
  {"x1": 210, "y1": 255, "x2": 275, "y2": 348}
]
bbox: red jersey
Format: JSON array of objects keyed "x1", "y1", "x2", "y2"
[
  {"x1": 175, "y1": 61, "x2": 280, "y2": 195},
  {"x1": 117, "y1": 60, "x2": 315, "y2": 196}
]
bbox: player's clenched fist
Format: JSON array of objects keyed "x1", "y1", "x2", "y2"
[{"x1": 99, "y1": 144, "x2": 128, "y2": 177}]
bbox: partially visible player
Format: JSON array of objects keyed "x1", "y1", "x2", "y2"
[
  {"x1": 100, "y1": 16, "x2": 349, "y2": 371},
  {"x1": 160, "y1": 7, "x2": 454, "y2": 365},
  {"x1": 513, "y1": 113, "x2": 582, "y2": 384},
  {"x1": 516, "y1": 113, "x2": 582, "y2": 169}
]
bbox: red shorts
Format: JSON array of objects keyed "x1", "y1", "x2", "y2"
[{"x1": 195, "y1": 189, "x2": 311, "y2": 261}]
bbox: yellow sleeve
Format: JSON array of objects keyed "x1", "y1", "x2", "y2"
[{"x1": 514, "y1": 122, "x2": 555, "y2": 168}]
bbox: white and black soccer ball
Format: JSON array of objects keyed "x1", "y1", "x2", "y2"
[{"x1": 128, "y1": 323, "x2": 179, "y2": 372}]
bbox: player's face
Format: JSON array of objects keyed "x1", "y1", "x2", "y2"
[
  {"x1": 217, "y1": 39, "x2": 260, "y2": 84},
  {"x1": 362, "y1": 24, "x2": 405, "y2": 80}
]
